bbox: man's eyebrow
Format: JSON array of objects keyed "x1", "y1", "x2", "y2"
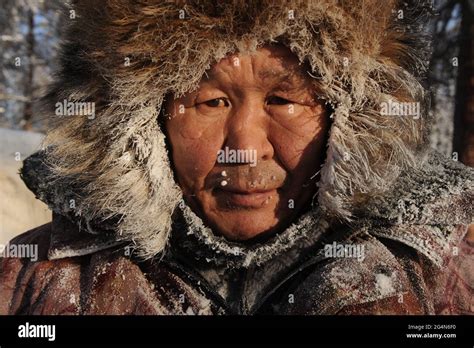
[
  {"x1": 258, "y1": 69, "x2": 310, "y2": 90},
  {"x1": 257, "y1": 69, "x2": 293, "y2": 82}
]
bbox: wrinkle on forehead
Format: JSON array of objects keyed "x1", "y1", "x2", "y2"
[{"x1": 200, "y1": 45, "x2": 311, "y2": 90}]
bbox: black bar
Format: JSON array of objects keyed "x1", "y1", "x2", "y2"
[{"x1": 0, "y1": 315, "x2": 471, "y2": 346}]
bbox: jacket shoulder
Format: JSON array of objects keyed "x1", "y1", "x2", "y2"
[
  {"x1": 6, "y1": 222, "x2": 52, "y2": 260},
  {"x1": 363, "y1": 152, "x2": 473, "y2": 226},
  {"x1": 0, "y1": 227, "x2": 214, "y2": 314},
  {"x1": 281, "y1": 235, "x2": 431, "y2": 314},
  {"x1": 0, "y1": 223, "x2": 84, "y2": 314}
]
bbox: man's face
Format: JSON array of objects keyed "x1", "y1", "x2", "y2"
[{"x1": 165, "y1": 45, "x2": 328, "y2": 241}]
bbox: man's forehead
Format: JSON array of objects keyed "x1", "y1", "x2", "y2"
[{"x1": 202, "y1": 48, "x2": 309, "y2": 86}]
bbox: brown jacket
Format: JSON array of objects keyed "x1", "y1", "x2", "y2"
[{"x1": 1, "y1": 212, "x2": 471, "y2": 315}]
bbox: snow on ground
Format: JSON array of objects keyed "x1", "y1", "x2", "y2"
[{"x1": 0, "y1": 128, "x2": 51, "y2": 245}]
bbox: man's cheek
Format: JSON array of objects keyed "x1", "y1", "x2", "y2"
[
  {"x1": 176, "y1": 119, "x2": 206, "y2": 140},
  {"x1": 175, "y1": 141, "x2": 218, "y2": 183},
  {"x1": 270, "y1": 132, "x2": 312, "y2": 170}
]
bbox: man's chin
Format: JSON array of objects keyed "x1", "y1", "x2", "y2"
[{"x1": 206, "y1": 209, "x2": 284, "y2": 242}]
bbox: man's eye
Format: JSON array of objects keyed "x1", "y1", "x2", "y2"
[
  {"x1": 266, "y1": 96, "x2": 291, "y2": 105},
  {"x1": 202, "y1": 98, "x2": 230, "y2": 107}
]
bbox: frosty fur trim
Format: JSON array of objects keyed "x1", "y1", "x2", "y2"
[{"x1": 173, "y1": 203, "x2": 330, "y2": 268}]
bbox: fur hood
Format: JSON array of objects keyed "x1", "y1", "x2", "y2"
[{"x1": 24, "y1": 0, "x2": 470, "y2": 259}]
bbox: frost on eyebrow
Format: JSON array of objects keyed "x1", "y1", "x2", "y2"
[
  {"x1": 260, "y1": 59, "x2": 315, "y2": 83},
  {"x1": 257, "y1": 68, "x2": 293, "y2": 82},
  {"x1": 260, "y1": 66, "x2": 314, "y2": 84},
  {"x1": 197, "y1": 57, "x2": 312, "y2": 94}
]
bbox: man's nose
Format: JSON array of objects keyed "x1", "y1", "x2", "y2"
[{"x1": 224, "y1": 101, "x2": 274, "y2": 163}]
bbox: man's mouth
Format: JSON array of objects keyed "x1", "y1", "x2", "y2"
[{"x1": 214, "y1": 188, "x2": 279, "y2": 208}]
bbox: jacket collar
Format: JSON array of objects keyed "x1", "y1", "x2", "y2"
[
  {"x1": 169, "y1": 203, "x2": 331, "y2": 269},
  {"x1": 47, "y1": 213, "x2": 122, "y2": 260}
]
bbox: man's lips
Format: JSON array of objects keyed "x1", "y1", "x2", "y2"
[{"x1": 214, "y1": 188, "x2": 279, "y2": 208}]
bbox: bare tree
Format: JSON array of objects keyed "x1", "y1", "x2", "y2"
[
  {"x1": 452, "y1": 0, "x2": 474, "y2": 166},
  {"x1": 429, "y1": 0, "x2": 474, "y2": 166},
  {"x1": 22, "y1": 7, "x2": 35, "y2": 130},
  {"x1": 0, "y1": 0, "x2": 65, "y2": 131}
]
